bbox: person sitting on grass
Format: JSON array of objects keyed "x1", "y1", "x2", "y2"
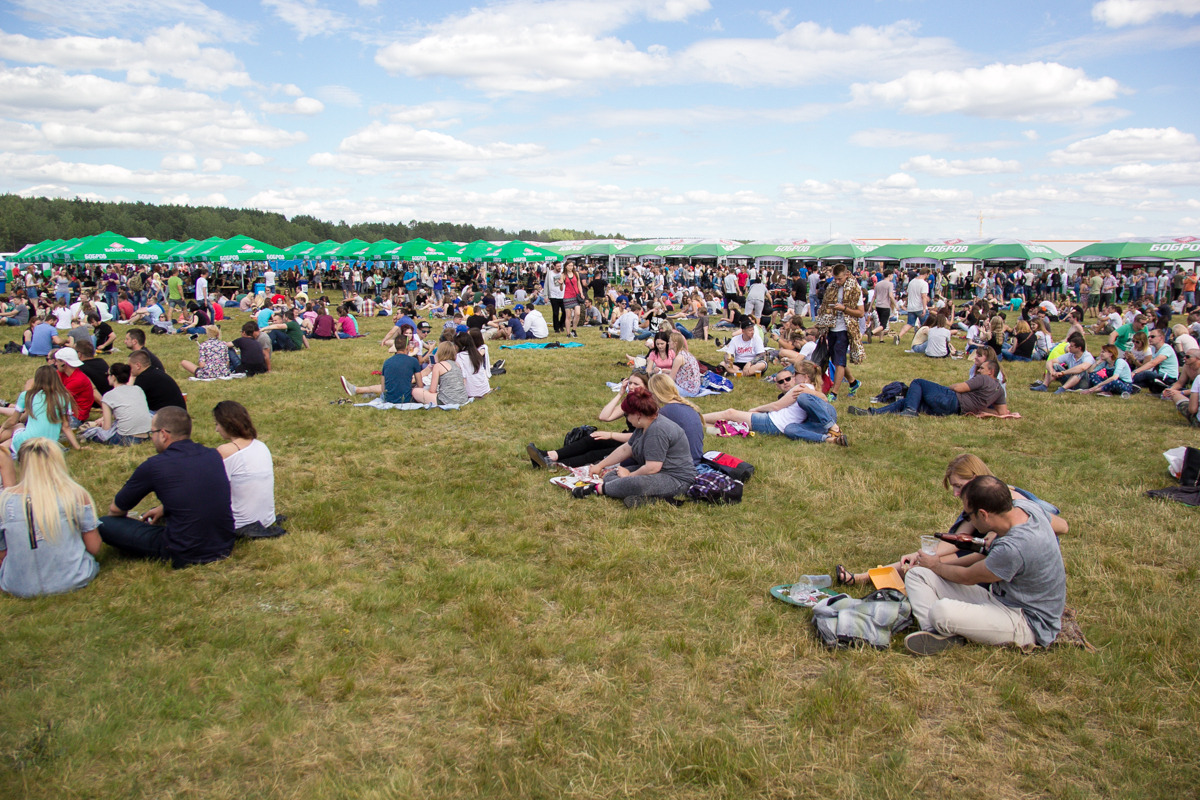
[
  {"x1": 79, "y1": 362, "x2": 152, "y2": 446},
  {"x1": 213, "y1": 401, "x2": 285, "y2": 539},
  {"x1": 526, "y1": 371, "x2": 648, "y2": 470},
  {"x1": 646, "y1": 374, "x2": 705, "y2": 466},
  {"x1": 340, "y1": 333, "x2": 422, "y2": 404},
  {"x1": 231, "y1": 322, "x2": 270, "y2": 376},
  {"x1": 703, "y1": 361, "x2": 848, "y2": 445},
  {"x1": 1161, "y1": 348, "x2": 1200, "y2": 426},
  {"x1": 1029, "y1": 333, "x2": 1093, "y2": 393},
  {"x1": 98, "y1": 406, "x2": 235, "y2": 569},
  {"x1": 835, "y1": 452, "x2": 1068, "y2": 587},
  {"x1": 0, "y1": 438, "x2": 101, "y2": 597},
  {"x1": 1079, "y1": 344, "x2": 1137, "y2": 398},
  {"x1": 1130, "y1": 327, "x2": 1179, "y2": 393},
  {"x1": 570, "y1": 388, "x2": 696, "y2": 508},
  {"x1": 180, "y1": 327, "x2": 232, "y2": 380},
  {"x1": 719, "y1": 315, "x2": 768, "y2": 377},
  {"x1": 411, "y1": 341, "x2": 468, "y2": 406},
  {"x1": 912, "y1": 313, "x2": 955, "y2": 358},
  {"x1": 847, "y1": 357, "x2": 1004, "y2": 418},
  {"x1": 261, "y1": 310, "x2": 308, "y2": 352},
  {"x1": 0, "y1": 365, "x2": 82, "y2": 458},
  {"x1": 1000, "y1": 319, "x2": 1036, "y2": 361},
  {"x1": 902, "y1": 475, "x2": 1066, "y2": 655}
]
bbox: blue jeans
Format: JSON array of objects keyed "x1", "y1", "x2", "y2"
[
  {"x1": 912, "y1": 341, "x2": 928, "y2": 354},
  {"x1": 98, "y1": 515, "x2": 171, "y2": 563},
  {"x1": 875, "y1": 378, "x2": 959, "y2": 416},
  {"x1": 674, "y1": 322, "x2": 694, "y2": 339},
  {"x1": 750, "y1": 393, "x2": 837, "y2": 442},
  {"x1": 106, "y1": 291, "x2": 120, "y2": 310}
]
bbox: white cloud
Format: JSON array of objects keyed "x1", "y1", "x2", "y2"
[
  {"x1": 1082, "y1": 161, "x2": 1200, "y2": 186},
  {"x1": 851, "y1": 62, "x2": 1123, "y2": 122},
  {"x1": 261, "y1": 0, "x2": 351, "y2": 40},
  {"x1": 850, "y1": 129, "x2": 956, "y2": 150},
  {"x1": 1092, "y1": 0, "x2": 1200, "y2": 27},
  {"x1": 17, "y1": 184, "x2": 107, "y2": 201},
  {"x1": 0, "y1": 153, "x2": 244, "y2": 191},
  {"x1": 340, "y1": 122, "x2": 543, "y2": 160},
  {"x1": 161, "y1": 192, "x2": 229, "y2": 206},
  {"x1": 1049, "y1": 127, "x2": 1200, "y2": 165},
  {"x1": 0, "y1": 25, "x2": 252, "y2": 91},
  {"x1": 901, "y1": 155, "x2": 1022, "y2": 176},
  {"x1": 315, "y1": 85, "x2": 363, "y2": 108},
  {"x1": 0, "y1": 65, "x2": 307, "y2": 152},
  {"x1": 263, "y1": 97, "x2": 325, "y2": 115},
  {"x1": 374, "y1": 0, "x2": 708, "y2": 92},
  {"x1": 675, "y1": 21, "x2": 966, "y2": 87},
  {"x1": 8, "y1": 0, "x2": 248, "y2": 41},
  {"x1": 161, "y1": 154, "x2": 198, "y2": 170}
]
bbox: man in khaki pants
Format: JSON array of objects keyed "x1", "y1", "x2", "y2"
[{"x1": 902, "y1": 475, "x2": 1066, "y2": 655}]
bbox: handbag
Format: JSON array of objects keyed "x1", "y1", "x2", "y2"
[
  {"x1": 810, "y1": 334, "x2": 830, "y2": 370},
  {"x1": 563, "y1": 425, "x2": 597, "y2": 447}
]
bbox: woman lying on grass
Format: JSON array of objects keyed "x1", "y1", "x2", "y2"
[
  {"x1": 526, "y1": 370, "x2": 647, "y2": 469},
  {"x1": 701, "y1": 361, "x2": 848, "y2": 446},
  {"x1": 570, "y1": 388, "x2": 697, "y2": 508},
  {"x1": 834, "y1": 453, "x2": 1067, "y2": 587}
]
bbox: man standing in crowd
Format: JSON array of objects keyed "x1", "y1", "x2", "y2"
[
  {"x1": 545, "y1": 262, "x2": 566, "y2": 333},
  {"x1": 896, "y1": 267, "x2": 929, "y2": 341}
]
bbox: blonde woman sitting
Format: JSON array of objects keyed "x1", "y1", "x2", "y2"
[{"x1": 412, "y1": 341, "x2": 469, "y2": 406}]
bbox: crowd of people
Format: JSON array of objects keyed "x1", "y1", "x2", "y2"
[{"x1": 3, "y1": 254, "x2": 1198, "y2": 661}]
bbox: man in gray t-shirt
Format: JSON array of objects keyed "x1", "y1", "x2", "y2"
[{"x1": 903, "y1": 475, "x2": 1066, "y2": 655}]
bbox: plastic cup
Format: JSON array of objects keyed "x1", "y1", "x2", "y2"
[{"x1": 920, "y1": 535, "x2": 939, "y2": 555}]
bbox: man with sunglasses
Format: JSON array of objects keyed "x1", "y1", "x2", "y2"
[
  {"x1": 903, "y1": 475, "x2": 1065, "y2": 656},
  {"x1": 1162, "y1": 348, "x2": 1200, "y2": 426}
]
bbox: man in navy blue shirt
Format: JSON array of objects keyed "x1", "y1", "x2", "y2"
[{"x1": 98, "y1": 406, "x2": 235, "y2": 568}]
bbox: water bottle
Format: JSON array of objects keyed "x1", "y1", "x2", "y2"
[
  {"x1": 804, "y1": 574, "x2": 832, "y2": 589},
  {"x1": 789, "y1": 574, "x2": 831, "y2": 597}
]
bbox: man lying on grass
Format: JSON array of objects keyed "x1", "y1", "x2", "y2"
[
  {"x1": 903, "y1": 474, "x2": 1066, "y2": 656},
  {"x1": 846, "y1": 357, "x2": 1005, "y2": 418}
]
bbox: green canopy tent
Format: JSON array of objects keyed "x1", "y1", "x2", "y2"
[
  {"x1": 479, "y1": 241, "x2": 561, "y2": 263},
  {"x1": 970, "y1": 239, "x2": 1063, "y2": 263},
  {"x1": 284, "y1": 241, "x2": 317, "y2": 257},
  {"x1": 325, "y1": 239, "x2": 372, "y2": 261},
  {"x1": 168, "y1": 237, "x2": 224, "y2": 262},
  {"x1": 864, "y1": 239, "x2": 988, "y2": 263},
  {"x1": 12, "y1": 239, "x2": 69, "y2": 263},
  {"x1": 368, "y1": 238, "x2": 459, "y2": 262},
  {"x1": 1069, "y1": 236, "x2": 1200, "y2": 262},
  {"x1": 726, "y1": 240, "x2": 820, "y2": 259},
  {"x1": 806, "y1": 239, "x2": 881, "y2": 261},
  {"x1": 623, "y1": 239, "x2": 741, "y2": 259},
  {"x1": 57, "y1": 232, "x2": 164, "y2": 263},
  {"x1": 187, "y1": 235, "x2": 286, "y2": 262},
  {"x1": 458, "y1": 240, "x2": 499, "y2": 262}
]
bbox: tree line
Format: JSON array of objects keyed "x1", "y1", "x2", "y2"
[{"x1": 0, "y1": 194, "x2": 622, "y2": 254}]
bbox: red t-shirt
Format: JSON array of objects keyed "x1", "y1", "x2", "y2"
[
  {"x1": 118, "y1": 300, "x2": 135, "y2": 320},
  {"x1": 59, "y1": 367, "x2": 95, "y2": 421}
]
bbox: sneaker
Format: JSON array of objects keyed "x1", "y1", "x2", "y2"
[
  {"x1": 1028, "y1": 381, "x2": 1043, "y2": 388},
  {"x1": 904, "y1": 631, "x2": 966, "y2": 656},
  {"x1": 898, "y1": 408, "x2": 919, "y2": 417},
  {"x1": 526, "y1": 443, "x2": 551, "y2": 469},
  {"x1": 826, "y1": 392, "x2": 837, "y2": 402},
  {"x1": 493, "y1": 359, "x2": 505, "y2": 371},
  {"x1": 571, "y1": 484, "x2": 597, "y2": 499},
  {"x1": 1053, "y1": 387, "x2": 1067, "y2": 395},
  {"x1": 1097, "y1": 391, "x2": 1113, "y2": 397},
  {"x1": 847, "y1": 379, "x2": 862, "y2": 397},
  {"x1": 340, "y1": 376, "x2": 356, "y2": 396},
  {"x1": 892, "y1": 334, "x2": 900, "y2": 345},
  {"x1": 1029, "y1": 383, "x2": 1049, "y2": 392},
  {"x1": 847, "y1": 406, "x2": 871, "y2": 416}
]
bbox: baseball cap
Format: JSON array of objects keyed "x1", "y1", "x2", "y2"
[{"x1": 54, "y1": 347, "x2": 83, "y2": 367}]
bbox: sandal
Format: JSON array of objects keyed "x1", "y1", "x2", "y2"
[
  {"x1": 829, "y1": 432, "x2": 849, "y2": 447},
  {"x1": 835, "y1": 565, "x2": 857, "y2": 586}
]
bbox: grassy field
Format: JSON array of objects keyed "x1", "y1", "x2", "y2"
[{"x1": 1, "y1": 300, "x2": 1198, "y2": 799}]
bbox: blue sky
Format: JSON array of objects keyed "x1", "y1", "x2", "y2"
[{"x1": 1, "y1": 0, "x2": 1198, "y2": 245}]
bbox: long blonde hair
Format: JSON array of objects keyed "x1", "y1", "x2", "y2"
[
  {"x1": 5, "y1": 438, "x2": 95, "y2": 543},
  {"x1": 943, "y1": 453, "x2": 994, "y2": 490},
  {"x1": 648, "y1": 373, "x2": 700, "y2": 412},
  {"x1": 668, "y1": 331, "x2": 690, "y2": 356},
  {"x1": 434, "y1": 341, "x2": 458, "y2": 363}
]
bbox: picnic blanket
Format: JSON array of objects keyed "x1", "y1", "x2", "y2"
[
  {"x1": 188, "y1": 373, "x2": 248, "y2": 382},
  {"x1": 499, "y1": 341, "x2": 584, "y2": 349},
  {"x1": 354, "y1": 397, "x2": 475, "y2": 411}
]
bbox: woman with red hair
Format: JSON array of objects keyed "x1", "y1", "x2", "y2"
[{"x1": 571, "y1": 388, "x2": 696, "y2": 507}]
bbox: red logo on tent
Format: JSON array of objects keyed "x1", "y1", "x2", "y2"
[
  {"x1": 1174, "y1": 236, "x2": 1198, "y2": 243},
  {"x1": 943, "y1": 238, "x2": 963, "y2": 245}
]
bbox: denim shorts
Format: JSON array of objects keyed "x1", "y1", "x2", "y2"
[{"x1": 750, "y1": 413, "x2": 780, "y2": 435}]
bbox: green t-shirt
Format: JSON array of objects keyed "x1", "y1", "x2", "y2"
[
  {"x1": 285, "y1": 320, "x2": 305, "y2": 349},
  {"x1": 1113, "y1": 323, "x2": 1134, "y2": 352},
  {"x1": 167, "y1": 275, "x2": 183, "y2": 300}
]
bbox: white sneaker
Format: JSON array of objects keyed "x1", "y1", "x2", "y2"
[{"x1": 340, "y1": 376, "x2": 356, "y2": 396}]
